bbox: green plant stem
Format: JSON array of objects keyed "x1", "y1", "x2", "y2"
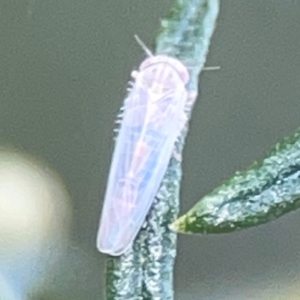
[{"x1": 105, "y1": 1, "x2": 219, "y2": 299}]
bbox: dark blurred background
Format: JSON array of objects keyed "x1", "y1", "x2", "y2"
[{"x1": 1, "y1": 0, "x2": 300, "y2": 299}]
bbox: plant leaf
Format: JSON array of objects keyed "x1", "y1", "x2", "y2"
[{"x1": 171, "y1": 127, "x2": 300, "y2": 234}]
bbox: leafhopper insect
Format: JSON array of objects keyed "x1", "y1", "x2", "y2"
[{"x1": 97, "y1": 39, "x2": 189, "y2": 256}]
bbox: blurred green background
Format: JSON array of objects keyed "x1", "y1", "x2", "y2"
[{"x1": 1, "y1": 0, "x2": 300, "y2": 299}]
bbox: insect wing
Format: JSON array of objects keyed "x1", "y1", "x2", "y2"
[{"x1": 97, "y1": 62, "x2": 188, "y2": 256}]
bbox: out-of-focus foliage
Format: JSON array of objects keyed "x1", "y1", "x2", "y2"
[{"x1": 0, "y1": 149, "x2": 72, "y2": 299}]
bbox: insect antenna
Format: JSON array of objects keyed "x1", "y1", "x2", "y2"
[
  {"x1": 134, "y1": 34, "x2": 153, "y2": 57},
  {"x1": 203, "y1": 66, "x2": 220, "y2": 71}
]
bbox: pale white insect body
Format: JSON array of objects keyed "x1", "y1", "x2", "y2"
[{"x1": 97, "y1": 54, "x2": 189, "y2": 256}]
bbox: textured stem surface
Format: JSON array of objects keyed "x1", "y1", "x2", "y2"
[{"x1": 105, "y1": 1, "x2": 219, "y2": 299}]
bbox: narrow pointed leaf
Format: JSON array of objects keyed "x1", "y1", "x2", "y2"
[{"x1": 171, "y1": 127, "x2": 300, "y2": 234}]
